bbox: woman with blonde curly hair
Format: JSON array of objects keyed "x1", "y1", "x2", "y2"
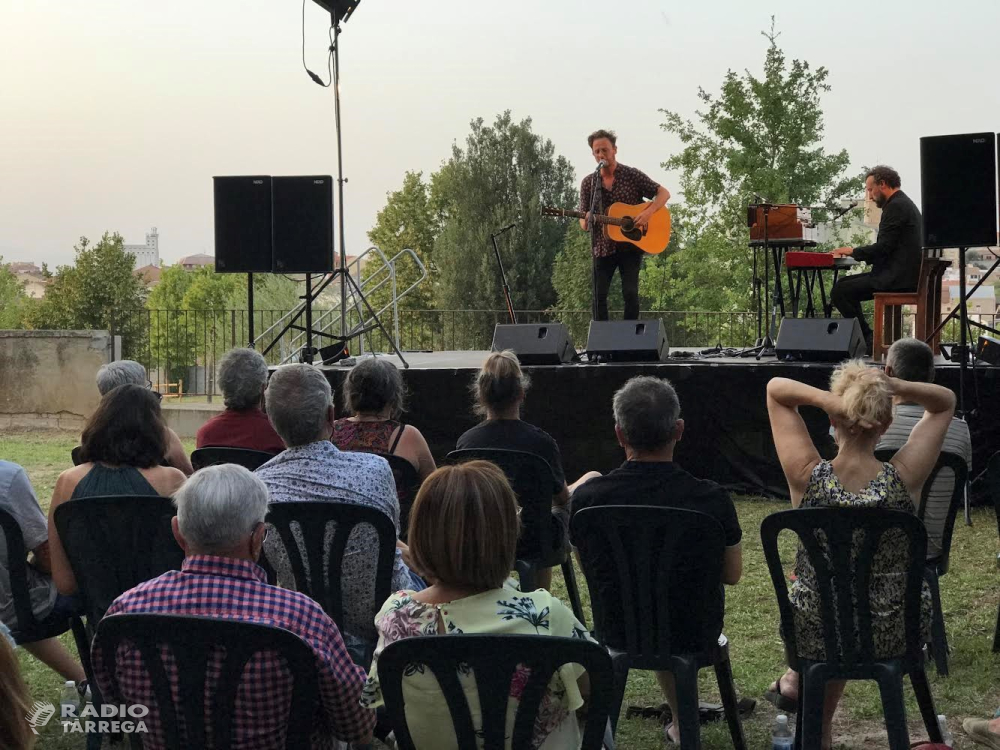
[{"x1": 763, "y1": 361, "x2": 955, "y2": 750}]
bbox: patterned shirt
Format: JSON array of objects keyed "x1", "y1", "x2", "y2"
[
  {"x1": 255, "y1": 441, "x2": 411, "y2": 641},
  {"x1": 91, "y1": 555, "x2": 374, "y2": 749},
  {"x1": 578, "y1": 163, "x2": 661, "y2": 258}
]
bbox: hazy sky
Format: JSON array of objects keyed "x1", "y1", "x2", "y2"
[{"x1": 2, "y1": 0, "x2": 998, "y2": 269}]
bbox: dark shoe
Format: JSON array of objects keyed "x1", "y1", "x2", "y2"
[{"x1": 764, "y1": 677, "x2": 798, "y2": 713}]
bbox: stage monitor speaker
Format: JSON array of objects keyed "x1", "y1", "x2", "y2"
[
  {"x1": 491, "y1": 323, "x2": 576, "y2": 365},
  {"x1": 775, "y1": 318, "x2": 866, "y2": 362},
  {"x1": 586, "y1": 319, "x2": 668, "y2": 362},
  {"x1": 271, "y1": 176, "x2": 334, "y2": 274},
  {"x1": 977, "y1": 335, "x2": 1000, "y2": 366},
  {"x1": 213, "y1": 176, "x2": 274, "y2": 273},
  {"x1": 920, "y1": 133, "x2": 997, "y2": 249}
]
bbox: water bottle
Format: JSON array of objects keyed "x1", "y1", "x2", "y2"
[
  {"x1": 772, "y1": 714, "x2": 794, "y2": 749},
  {"x1": 937, "y1": 714, "x2": 953, "y2": 747},
  {"x1": 60, "y1": 680, "x2": 79, "y2": 719}
]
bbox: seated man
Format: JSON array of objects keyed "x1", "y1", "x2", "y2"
[
  {"x1": 0, "y1": 460, "x2": 86, "y2": 684},
  {"x1": 256, "y1": 364, "x2": 421, "y2": 661},
  {"x1": 91, "y1": 465, "x2": 375, "y2": 749},
  {"x1": 196, "y1": 347, "x2": 284, "y2": 454},
  {"x1": 570, "y1": 375, "x2": 743, "y2": 745},
  {"x1": 95, "y1": 360, "x2": 193, "y2": 475},
  {"x1": 879, "y1": 337, "x2": 972, "y2": 559}
]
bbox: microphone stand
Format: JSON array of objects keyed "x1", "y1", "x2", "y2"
[
  {"x1": 490, "y1": 226, "x2": 517, "y2": 325},
  {"x1": 589, "y1": 163, "x2": 603, "y2": 323}
]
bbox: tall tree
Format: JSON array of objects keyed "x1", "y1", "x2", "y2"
[{"x1": 0, "y1": 259, "x2": 29, "y2": 329}]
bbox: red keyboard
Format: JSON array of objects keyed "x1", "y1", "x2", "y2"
[{"x1": 785, "y1": 252, "x2": 857, "y2": 269}]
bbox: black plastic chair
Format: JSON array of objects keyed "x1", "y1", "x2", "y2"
[
  {"x1": 94, "y1": 613, "x2": 319, "y2": 750},
  {"x1": 374, "y1": 452, "x2": 422, "y2": 541},
  {"x1": 761, "y1": 507, "x2": 942, "y2": 750},
  {"x1": 571, "y1": 505, "x2": 746, "y2": 750},
  {"x1": 263, "y1": 502, "x2": 396, "y2": 641},
  {"x1": 190, "y1": 446, "x2": 275, "y2": 472},
  {"x1": 0, "y1": 507, "x2": 83, "y2": 645},
  {"x1": 377, "y1": 633, "x2": 614, "y2": 750},
  {"x1": 447, "y1": 448, "x2": 587, "y2": 627},
  {"x1": 988, "y1": 450, "x2": 1000, "y2": 653},
  {"x1": 71, "y1": 445, "x2": 84, "y2": 466},
  {"x1": 875, "y1": 449, "x2": 969, "y2": 675}
]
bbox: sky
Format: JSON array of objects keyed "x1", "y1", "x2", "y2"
[{"x1": 2, "y1": 0, "x2": 998, "y2": 269}]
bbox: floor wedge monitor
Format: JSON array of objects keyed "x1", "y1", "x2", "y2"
[
  {"x1": 776, "y1": 318, "x2": 866, "y2": 362},
  {"x1": 491, "y1": 323, "x2": 576, "y2": 365},
  {"x1": 586, "y1": 319, "x2": 668, "y2": 362}
]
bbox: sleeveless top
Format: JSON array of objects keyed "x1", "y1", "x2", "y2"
[
  {"x1": 789, "y1": 460, "x2": 931, "y2": 659},
  {"x1": 70, "y1": 464, "x2": 159, "y2": 499},
  {"x1": 331, "y1": 419, "x2": 404, "y2": 456}
]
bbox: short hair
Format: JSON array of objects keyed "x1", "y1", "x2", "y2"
[
  {"x1": 218, "y1": 348, "x2": 269, "y2": 411},
  {"x1": 80, "y1": 384, "x2": 167, "y2": 468},
  {"x1": 587, "y1": 129, "x2": 617, "y2": 148},
  {"x1": 407, "y1": 462, "x2": 520, "y2": 590},
  {"x1": 343, "y1": 357, "x2": 407, "y2": 418},
  {"x1": 886, "y1": 338, "x2": 936, "y2": 384},
  {"x1": 96, "y1": 360, "x2": 147, "y2": 395},
  {"x1": 264, "y1": 364, "x2": 332, "y2": 447},
  {"x1": 471, "y1": 350, "x2": 529, "y2": 417},
  {"x1": 829, "y1": 360, "x2": 893, "y2": 428},
  {"x1": 865, "y1": 165, "x2": 901, "y2": 189},
  {"x1": 613, "y1": 376, "x2": 682, "y2": 451},
  {"x1": 173, "y1": 464, "x2": 269, "y2": 554}
]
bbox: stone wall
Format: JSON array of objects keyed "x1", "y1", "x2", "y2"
[{"x1": 0, "y1": 331, "x2": 112, "y2": 431}]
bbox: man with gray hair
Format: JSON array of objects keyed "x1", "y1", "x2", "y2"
[
  {"x1": 256, "y1": 364, "x2": 420, "y2": 661},
  {"x1": 94, "y1": 360, "x2": 193, "y2": 476},
  {"x1": 570, "y1": 375, "x2": 742, "y2": 745},
  {"x1": 91, "y1": 465, "x2": 375, "y2": 748},
  {"x1": 879, "y1": 337, "x2": 972, "y2": 559},
  {"x1": 196, "y1": 347, "x2": 284, "y2": 454}
]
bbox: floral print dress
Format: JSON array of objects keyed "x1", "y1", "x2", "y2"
[
  {"x1": 789, "y1": 460, "x2": 932, "y2": 660},
  {"x1": 361, "y1": 586, "x2": 593, "y2": 750}
]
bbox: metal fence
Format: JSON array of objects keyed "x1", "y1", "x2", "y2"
[{"x1": 115, "y1": 308, "x2": 996, "y2": 397}]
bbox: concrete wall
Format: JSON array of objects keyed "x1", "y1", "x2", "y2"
[
  {"x1": 0, "y1": 330, "x2": 112, "y2": 431},
  {"x1": 160, "y1": 402, "x2": 224, "y2": 438}
]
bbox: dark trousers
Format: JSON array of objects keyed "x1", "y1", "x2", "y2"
[
  {"x1": 831, "y1": 272, "x2": 877, "y2": 338},
  {"x1": 594, "y1": 250, "x2": 642, "y2": 320}
]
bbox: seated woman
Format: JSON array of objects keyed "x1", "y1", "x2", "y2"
[
  {"x1": 47, "y1": 384, "x2": 187, "y2": 595},
  {"x1": 764, "y1": 361, "x2": 955, "y2": 750},
  {"x1": 456, "y1": 350, "x2": 598, "y2": 590},
  {"x1": 361, "y1": 461, "x2": 594, "y2": 749},
  {"x1": 332, "y1": 357, "x2": 436, "y2": 481},
  {"x1": 0, "y1": 622, "x2": 36, "y2": 750}
]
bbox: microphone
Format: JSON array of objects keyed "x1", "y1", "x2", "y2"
[
  {"x1": 493, "y1": 223, "x2": 516, "y2": 235},
  {"x1": 595, "y1": 159, "x2": 607, "y2": 173},
  {"x1": 830, "y1": 201, "x2": 859, "y2": 221}
]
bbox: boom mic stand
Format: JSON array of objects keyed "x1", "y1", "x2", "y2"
[
  {"x1": 490, "y1": 224, "x2": 517, "y2": 324},
  {"x1": 740, "y1": 198, "x2": 777, "y2": 358}
]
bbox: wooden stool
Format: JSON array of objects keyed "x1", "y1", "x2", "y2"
[{"x1": 872, "y1": 257, "x2": 950, "y2": 362}]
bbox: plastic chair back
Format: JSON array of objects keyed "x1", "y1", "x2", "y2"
[
  {"x1": 377, "y1": 634, "x2": 613, "y2": 750},
  {"x1": 190, "y1": 447, "x2": 275, "y2": 472},
  {"x1": 95, "y1": 613, "x2": 318, "y2": 750},
  {"x1": 374, "y1": 452, "x2": 422, "y2": 541}
]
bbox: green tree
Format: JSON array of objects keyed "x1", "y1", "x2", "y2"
[
  {"x1": 655, "y1": 19, "x2": 860, "y2": 315},
  {"x1": 146, "y1": 265, "x2": 198, "y2": 382},
  {"x1": 0, "y1": 259, "x2": 29, "y2": 329}
]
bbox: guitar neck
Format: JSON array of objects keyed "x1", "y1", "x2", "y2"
[{"x1": 547, "y1": 208, "x2": 626, "y2": 227}]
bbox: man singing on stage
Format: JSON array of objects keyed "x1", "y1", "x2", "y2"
[
  {"x1": 579, "y1": 129, "x2": 670, "y2": 321},
  {"x1": 831, "y1": 165, "x2": 922, "y2": 353}
]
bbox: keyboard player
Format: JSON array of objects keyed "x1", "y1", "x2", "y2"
[{"x1": 831, "y1": 166, "x2": 922, "y2": 353}]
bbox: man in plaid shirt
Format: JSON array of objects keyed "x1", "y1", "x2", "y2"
[{"x1": 91, "y1": 464, "x2": 375, "y2": 750}]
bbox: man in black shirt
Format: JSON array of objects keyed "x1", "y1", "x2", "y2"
[
  {"x1": 831, "y1": 165, "x2": 923, "y2": 351},
  {"x1": 570, "y1": 376, "x2": 742, "y2": 745}
]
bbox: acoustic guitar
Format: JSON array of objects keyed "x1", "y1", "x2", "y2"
[{"x1": 541, "y1": 202, "x2": 672, "y2": 255}]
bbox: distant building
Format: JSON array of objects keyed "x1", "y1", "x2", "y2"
[
  {"x1": 135, "y1": 264, "x2": 162, "y2": 288},
  {"x1": 8, "y1": 261, "x2": 40, "y2": 275},
  {"x1": 5, "y1": 261, "x2": 48, "y2": 298},
  {"x1": 124, "y1": 228, "x2": 160, "y2": 269},
  {"x1": 178, "y1": 253, "x2": 214, "y2": 271}
]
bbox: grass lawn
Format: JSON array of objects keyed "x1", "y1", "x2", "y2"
[{"x1": 4, "y1": 429, "x2": 998, "y2": 749}]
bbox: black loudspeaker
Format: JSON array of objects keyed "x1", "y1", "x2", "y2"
[
  {"x1": 775, "y1": 318, "x2": 866, "y2": 362},
  {"x1": 491, "y1": 323, "x2": 575, "y2": 365},
  {"x1": 586, "y1": 320, "x2": 668, "y2": 362},
  {"x1": 213, "y1": 176, "x2": 274, "y2": 273},
  {"x1": 271, "y1": 176, "x2": 334, "y2": 274},
  {"x1": 920, "y1": 133, "x2": 997, "y2": 249}
]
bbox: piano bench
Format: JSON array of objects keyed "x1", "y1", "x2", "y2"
[{"x1": 873, "y1": 293, "x2": 917, "y2": 362}]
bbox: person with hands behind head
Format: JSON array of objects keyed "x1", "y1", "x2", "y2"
[{"x1": 763, "y1": 362, "x2": 955, "y2": 750}]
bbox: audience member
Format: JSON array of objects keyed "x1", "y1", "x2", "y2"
[
  {"x1": 570, "y1": 375, "x2": 742, "y2": 744},
  {"x1": 765, "y1": 362, "x2": 955, "y2": 750},
  {"x1": 91, "y1": 464, "x2": 374, "y2": 749},
  {"x1": 0, "y1": 622, "x2": 35, "y2": 750},
  {"x1": 48, "y1": 384, "x2": 187, "y2": 595},
  {"x1": 456, "y1": 350, "x2": 597, "y2": 590},
  {"x1": 196, "y1": 347, "x2": 284, "y2": 454},
  {"x1": 879, "y1": 338, "x2": 972, "y2": 559},
  {"x1": 361, "y1": 461, "x2": 594, "y2": 749},
  {"x1": 332, "y1": 357, "x2": 436, "y2": 481},
  {"x1": 256, "y1": 364, "x2": 421, "y2": 660},
  {"x1": 95, "y1": 360, "x2": 193, "y2": 475},
  {"x1": 0, "y1": 460, "x2": 86, "y2": 685}
]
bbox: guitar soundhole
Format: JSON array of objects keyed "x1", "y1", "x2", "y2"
[{"x1": 621, "y1": 217, "x2": 642, "y2": 241}]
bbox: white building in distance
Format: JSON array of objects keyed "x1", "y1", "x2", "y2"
[{"x1": 124, "y1": 228, "x2": 160, "y2": 269}]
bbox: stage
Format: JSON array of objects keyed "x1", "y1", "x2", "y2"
[{"x1": 316, "y1": 349, "x2": 1000, "y2": 500}]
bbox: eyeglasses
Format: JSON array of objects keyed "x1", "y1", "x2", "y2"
[
  {"x1": 252, "y1": 522, "x2": 269, "y2": 543},
  {"x1": 146, "y1": 381, "x2": 163, "y2": 402}
]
